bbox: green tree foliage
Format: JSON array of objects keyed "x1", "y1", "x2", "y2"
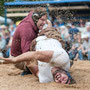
[
  {"x1": 0, "y1": 0, "x2": 15, "y2": 16},
  {"x1": 0, "y1": 0, "x2": 4, "y2": 16}
]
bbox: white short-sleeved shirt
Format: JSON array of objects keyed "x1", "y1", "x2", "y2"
[{"x1": 35, "y1": 36, "x2": 70, "y2": 83}]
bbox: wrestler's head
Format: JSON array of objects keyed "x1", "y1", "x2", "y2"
[
  {"x1": 36, "y1": 15, "x2": 47, "y2": 30},
  {"x1": 32, "y1": 7, "x2": 47, "y2": 30},
  {"x1": 51, "y1": 67, "x2": 75, "y2": 84}
]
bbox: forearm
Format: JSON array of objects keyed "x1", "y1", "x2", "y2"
[
  {"x1": 0, "y1": 51, "x2": 53, "y2": 64},
  {"x1": 14, "y1": 51, "x2": 53, "y2": 63},
  {"x1": 13, "y1": 51, "x2": 35, "y2": 63}
]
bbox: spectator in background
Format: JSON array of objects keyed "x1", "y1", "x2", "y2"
[
  {"x1": 73, "y1": 33, "x2": 84, "y2": 60},
  {"x1": 85, "y1": 22, "x2": 90, "y2": 39},
  {"x1": 73, "y1": 33, "x2": 83, "y2": 48},
  {"x1": 53, "y1": 22, "x2": 58, "y2": 28},
  {"x1": 80, "y1": 22, "x2": 90, "y2": 60},
  {"x1": 76, "y1": 45, "x2": 84, "y2": 60},
  {"x1": 67, "y1": 21, "x2": 72, "y2": 27},
  {"x1": 53, "y1": 16, "x2": 64, "y2": 27},
  {"x1": 60, "y1": 26, "x2": 70, "y2": 41},
  {"x1": 0, "y1": 25, "x2": 7, "y2": 37},
  {"x1": 5, "y1": 33, "x2": 13, "y2": 58},
  {"x1": 1, "y1": 30, "x2": 10, "y2": 58},
  {"x1": 81, "y1": 22, "x2": 90, "y2": 38},
  {"x1": 79, "y1": 19, "x2": 85, "y2": 27},
  {"x1": 9, "y1": 25, "x2": 16, "y2": 37},
  {"x1": 68, "y1": 45, "x2": 78, "y2": 60},
  {"x1": 3, "y1": 31, "x2": 11, "y2": 58},
  {"x1": 68, "y1": 23, "x2": 79, "y2": 42},
  {"x1": 82, "y1": 36, "x2": 90, "y2": 60},
  {"x1": 9, "y1": 21, "x2": 16, "y2": 31},
  {"x1": 0, "y1": 35, "x2": 6, "y2": 57},
  {"x1": 4, "y1": 30, "x2": 10, "y2": 45},
  {"x1": 58, "y1": 18, "x2": 64, "y2": 27}
]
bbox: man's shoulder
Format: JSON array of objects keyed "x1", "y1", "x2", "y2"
[{"x1": 16, "y1": 21, "x2": 32, "y2": 33}]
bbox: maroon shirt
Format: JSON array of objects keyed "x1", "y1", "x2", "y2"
[{"x1": 11, "y1": 11, "x2": 39, "y2": 56}]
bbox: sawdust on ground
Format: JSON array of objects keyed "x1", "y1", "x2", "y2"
[{"x1": 0, "y1": 60, "x2": 90, "y2": 90}]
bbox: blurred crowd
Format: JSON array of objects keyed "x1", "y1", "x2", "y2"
[
  {"x1": 52, "y1": 17, "x2": 90, "y2": 61},
  {"x1": 0, "y1": 21, "x2": 16, "y2": 58},
  {"x1": 0, "y1": 17, "x2": 90, "y2": 61}
]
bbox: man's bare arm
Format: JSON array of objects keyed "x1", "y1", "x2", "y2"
[{"x1": 0, "y1": 51, "x2": 54, "y2": 64}]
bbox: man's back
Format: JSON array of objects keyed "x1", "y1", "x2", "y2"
[{"x1": 11, "y1": 11, "x2": 38, "y2": 56}]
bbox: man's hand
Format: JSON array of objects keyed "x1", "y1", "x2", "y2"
[{"x1": 0, "y1": 57, "x2": 15, "y2": 64}]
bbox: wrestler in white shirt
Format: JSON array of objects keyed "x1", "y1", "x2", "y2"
[{"x1": 35, "y1": 36, "x2": 70, "y2": 83}]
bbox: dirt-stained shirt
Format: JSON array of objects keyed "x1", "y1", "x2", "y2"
[{"x1": 35, "y1": 36, "x2": 70, "y2": 83}]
